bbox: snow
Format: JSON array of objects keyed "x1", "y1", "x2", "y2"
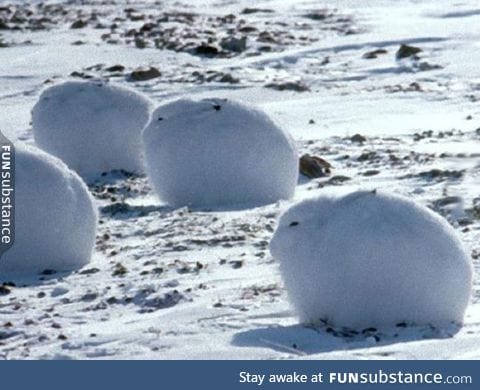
[
  {"x1": 142, "y1": 98, "x2": 298, "y2": 208},
  {"x1": 0, "y1": 145, "x2": 97, "y2": 278},
  {"x1": 32, "y1": 81, "x2": 152, "y2": 181},
  {"x1": 270, "y1": 191, "x2": 473, "y2": 329},
  {"x1": 0, "y1": 0, "x2": 479, "y2": 360}
]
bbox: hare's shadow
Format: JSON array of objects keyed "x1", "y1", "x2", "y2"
[
  {"x1": 0, "y1": 269, "x2": 74, "y2": 287},
  {"x1": 232, "y1": 322, "x2": 461, "y2": 356}
]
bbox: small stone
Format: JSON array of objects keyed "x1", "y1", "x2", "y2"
[
  {"x1": 299, "y1": 154, "x2": 332, "y2": 178},
  {"x1": 220, "y1": 36, "x2": 247, "y2": 53},
  {"x1": 218, "y1": 73, "x2": 240, "y2": 84},
  {"x1": 105, "y1": 64, "x2": 125, "y2": 72},
  {"x1": 70, "y1": 71, "x2": 93, "y2": 79},
  {"x1": 129, "y1": 67, "x2": 161, "y2": 82},
  {"x1": 363, "y1": 48, "x2": 387, "y2": 59},
  {"x1": 324, "y1": 175, "x2": 351, "y2": 185},
  {"x1": 241, "y1": 8, "x2": 274, "y2": 14},
  {"x1": 134, "y1": 38, "x2": 146, "y2": 49},
  {"x1": 350, "y1": 133, "x2": 366, "y2": 143},
  {"x1": 71, "y1": 19, "x2": 87, "y2": 29},
  {"x1": 79, "y1": 267, "x2": 100, "y2": 275},
  {"x1": 0, "y1": 19, "x2": 10, "y2": 30},
  {"x1": 396, "y1": 44, "x2": 422, "y2": 59},
  {"x1": 303, "y1": 11, "x2": 329, "y2": 21},
  {"x1": 265, "y1": 81, "x2": 310, "y2": 92},
  {"x1": 362, "y1": 170, "x2": 380, "y2": 177},
  {"x1": 81, "y1": 292, "x2": 98, "y2": 302},
  {"x1": 194, "y1": 44, "x2": 219, "y2": 56},
  {"x1": 230, "y1": 260, "x2": 244, "y2": 269},
  {"x1": 112, "y1": 263, "x2": 128, "y2": 277}
]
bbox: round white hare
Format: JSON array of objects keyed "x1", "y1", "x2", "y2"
[
  {"x1": 32, "y1": 81, "x2": 151, "y2": 181},
  {"x1": 142, "y1": 98, "x2": 298, "y2": 208},
  {"x1": 270, "y1": 190, "x2": 472, "y2": 329},
  {"x1": 0, "y1": 145, "x2": 97, "y2": 277}
]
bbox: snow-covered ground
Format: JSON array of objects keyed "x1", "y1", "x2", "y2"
[{"x1": 0, "y1": 0, "x2": 479, "y2": 359}]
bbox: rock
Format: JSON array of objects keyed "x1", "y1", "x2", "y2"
[
  {"x1": 324, "y1": 175, "x2": 351, "y2": 185},
  {"x1": 139, "y1": 22, "x2": 155, "y2": 33},
  {"x1": 350, "y1": 133, "x2": 367, "y2": 143},
  {"x1": 79, "y1": 268, "x2": 100, "y2": 275},
  {"x1": 357, "y1": 151, "x2": 377, "y2": 162},
  {"x1": 241, "y1": 8, "x2": 274, "y2": 14},
  {"x1": 416, "y1": 61, "x2": 442, "y2": 71},
  {"x1": 230, "y1": 260, "x2": 244, "y2": 269},
  {"x1": 105, "y1": 64, "x2": 125, "y2": 72},
  {"x1": 70, "y1": 71, "x2": 93, "y2": 79},
  {"x1": 239, "y1": 26, "x2": 257, "y2": 33},
  {"x1": 220, "y1": 36, "x2": 247, "y2": 53},
  {"x1": 265, "y1": 81, "x2": 310, "y2": 92},
  {"x1": 134, "y1": 38, "x2": 146, "y2": 49},
  {"x1": 299, "y1": 154, "x2": 332, "y2": 178},
  {"x1": 257, "y1": 31, "x2": 276, "y2": 44},
  {"x1": 142, "y1": 290, "x2": 185, "y2": 311},
  {"x1": 129, "y1": 66, "x2": 161, "y2": 81},
  {"x1": 0, "y1": 19, "x2": 9, "y2": 29},
  {"x1": 396, "y1": 44, "x2": 422, "y2": 59},
  {"x1": 81, "y1": 292, "x2": 98, "y2": 302},
  {"x1": 112, "y1": 263, "x2": 128, "y2": 277},
  {"x1": 432, "y1": 196, "x2": 462, "y2": 208},
  {"x1": 128, "y1": 13, "x2": 145, "y2": 22},
  {"x1": 303, "y1": 11, "x2": 330, "y2": 21},
  {"x1": 194, "y1": 44, "x2": 219, "y2": 56},
  {"x1": 362, "y1": 170, "x2": 380, "y2": 176},
  {"x1": 416, "y1": 169, "x2": 464, "y2": 180},
  {"x1": 71, "y1": 19, "x2": 87, "y2": 29},
  {"x1": 363, "y1": 48, "x2": 387, "y2": 59},
  {"x1": 218, "y1": 73, "x2": 240, "y2": 84}
]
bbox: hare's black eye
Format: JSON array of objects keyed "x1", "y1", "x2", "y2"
[
  {"x1": 212, "y1": 104, "x2": 221, "y2": 111},
  {"x1": 158, "y1": 117, "x2": 164, "y2": 121},
  {"x1": 289, "y1": 221, "x2": 299, "y2": 227}
]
